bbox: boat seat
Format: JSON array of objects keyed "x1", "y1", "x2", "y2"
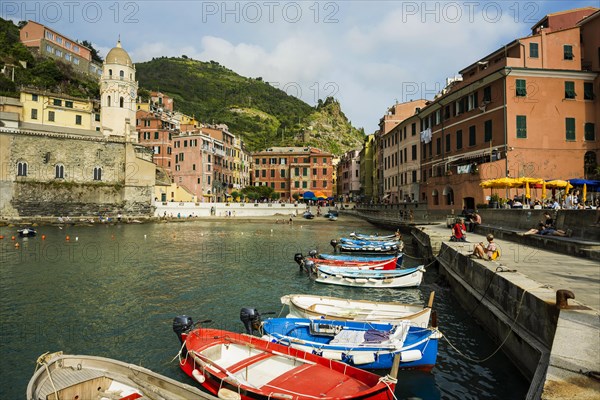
[{"x1": 330, "y1": 329, "x2": 365, "y2": 345}]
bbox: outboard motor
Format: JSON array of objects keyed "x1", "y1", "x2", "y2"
[
  {"x1": 308, "y1": 250, "x2": 317, "y2": 258},
  {"x1": 330, "y1": 239, "x2": 338, "y2": 252},
  {"x1": 173, "y1": 315, "x2": 193, "y2": 345},
  {"x1": 294, "y1": 253, "x2": 304, "y2": 267},
  {"x1": 240, "y1": 308, "x2": 262, "y2": 335},
  {"x1": 303, "y1": 260, "x2": 315, "y2": 275}
]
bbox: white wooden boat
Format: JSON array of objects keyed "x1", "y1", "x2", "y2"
[
  {"x1": 27, "y1": 351, "x2": 218, "y2": 400},
  {"x1": 281, "y1": 292, "x2": 434, "y2": 327},
  {"x1": 314, "y1": 265, "x2": 425, "y2": 288}
]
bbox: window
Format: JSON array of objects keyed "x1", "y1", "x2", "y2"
[
  {"x1": 55, "y1": 164, "x2": 64, "y2": 179},
  {"x1": 73, "y1": 45, "x2": 80, "y2": 53},
  {"x1": 255, "y1": 170, "x2": 259, "y2": 178},
  {"x1": 303, "y1": 167, "x2": 308, "y2": 176},
  {"x1": 281, "y1": 169, "x2": 286, "y2": 178},
  {"x1": 65, "y1": 101, "x2": 73, "y2": 108},
  {"x1": 484, "y1": 120, "x2": 492, "y2": 142},
  {"x1": 516, "y1": 79, "x2": 527, "y2": 96},
  {"x1": 55, "y1": 49, "x2": 62, "y2": 57},
  {"x1": 262, "y1": 170, "x2": 266, "y2": 178},
  {"x1": 46, "y1": 45, "x2": 52, "y2": 53},
  {"x1": 17, "y1": 161, "x2": 28, "y2": 177},
  {"x1": 45, "y1": 31, "x2": 53, "y2": 40},
  {"x1": 483, "y1": 86, "x2": 492, "y2": 102},
  {"x1": 120, "y1": 70, "x2": 124, "y2": 79},
  {"x1": 517, "y1": 115, "x2": 527, "y2": 138},
  {"x1": 436, "y1": 138, "x2": 441, "y2": 155},
  {"x1": 312, "y1": 168, "x2": 317, "y2": 176},
  {"x1": 65, "y1": 42, "x2": 71, "y2": 49},
  {"x1": 445, "y1": 134, "x2": 451, "y2": 152},
  {"x1": 563, "y1": 45, "x2": 573, "y2": 60},
  {"x1": 412, "y1": 145, "x2": 417, "y2": 160},
  {"x1": 565, "y1": 81, "x2": 576, "y2": 99},
  {"x1": 323, "y1": 158, "x2": 326, "y2": 163},
  {"x1": 31, "y1": 109, "x2": 38, "y2": 120},
  {"x1": 73, "y1": 57, "x2": 79, "y2": 65},
  {"x1": 95, "y1": 113, "x2": 100, "y2": 122},
  {"x1": 119, "y1": 97, "x2": 124, "y2": 108},
  {"x1": 53, "y1": 99, "x2": 62, "y2": 106},
  {"x1": 32, "y1": 94, "x2": 38, "y2": 101},
  {"x1": 584, "y1": 123, "x2": 595, "y2": 141},
  {"x1": 584, "y1": 82, "x2": 594, "y2": 100},
  {"x1": 565, "y1": 118, "x2": 576, "y2": 141},
  {"x1": 294, "y1": 167, "x2": 299, "y2": 176},
  {"x1": 322, "y1": 168, "x2": 327, "y2": 175},
  {"x1": 75, "y1": 115, "x2": 82, "y2": 125},
  {"x1": 65, "y1": 54, "x2": 71, "y2": 61},
  {"x1": 281, "y1": 182, "x2": 286, "y2": 189},
  {"x1": 469, "y1": 126, "x2": 476, "y2": 146},
  {"x1": 530, "y1": 42, "x2": 539, "y2": 58},
  {"x1": 270, "y1": 170, "x2": 275, "y2": 178},
  {"x1": 93, "y1": 167, "x2": 102, "y2": 181},
  {"x1": 411, "y1": 123, "x2": 416, "y2": 136},
  {"x1": 48, "y1": 111, "x2": 55, "y2": 122},
  {"x1": 107, "y1": 96, "x2": 111, "y2": 107},
  {"x1": 323, "y1": 180, "x2": 327, "y2": 188},
  {"x1": 312, "y1": 181, "x2": 317, "y2": 188},
  {"x1": 302, "y1": 182, "x2": 307, "y2": 189},
  {"x1": 295, "y1": 181, "x2": 299, "y2": 188}
]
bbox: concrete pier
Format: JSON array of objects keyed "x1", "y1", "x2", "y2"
[{"x1": 411, "y1": 223, "x2": 599, "y2": 400}]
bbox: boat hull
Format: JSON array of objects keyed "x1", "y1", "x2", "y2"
[
  {"x1": 178, "y1": 328, "x2": 395, "y2": 400},
  {"x1": 314, "y1": 265, "x2": 425, "y2": 288},
  {"x1": 262, "y1": 318, "x2": 439, "y2": 370},
  {"x1": 281, "y1": 293, "x2": 433, "y2": 327}
]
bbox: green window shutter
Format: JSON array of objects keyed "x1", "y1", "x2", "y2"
[
  {"x1": 564, "y1": 45, "x2": 573, "y2": 60},
  {"x1": 565, "y1": 81, "x2": 576, "y2": 99},
  {"x1": 565, "y1": 118, "x2": 576, "y2": 141},
  {"x1": 584, "y1": 82, "x2": 594, "y2": 100},
  {"x1": 516, "y1": 79, "x2": 527, "y2": 96},
  {"x1": 584, "y1": 123, "x2": 595, "y2": 141},
  {"x1": 484, "y1": 120, "x2": 493, "y2": 142},
  {"x1": 516, "y1": 115, "x2": 527, "y2": 138},
  {"x1": 530, "y1": 43, "x2": 539, "y2": 58}
]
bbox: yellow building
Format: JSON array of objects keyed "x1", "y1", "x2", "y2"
[{"x1": 20, "y1": 89, "x2": 99, "y2": 131}]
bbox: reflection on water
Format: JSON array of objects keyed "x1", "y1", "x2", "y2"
[{"x1": 0, "y1": 218, "x2": 528, "y2": 399}]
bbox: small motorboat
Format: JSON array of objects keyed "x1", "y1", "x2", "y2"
[
  {"x1": 18, "y1": 227, "x2": 37, "y2": 237},
  {"x1": 331, "y1": 239, "x2": 403, "y2": 254},
  {"x1": 350, "y1": 232, "x2": 400, "y2": 241},
  {"x1": 173, "y1": 316, "x2": 396, "y2": 400},
  {"x1": 281, "y1": 292, "x2": 435, "y2": 327},
  {"x1": 303, "y1": 211, "x2": 315, "y2": 219},
  {"x1": 294, "y1": 253, "x2": 402, "y2": 271},
  {"x1": 260, "y1": 318, "x2": 440, "y2": 371},
  {"x1": 27, "y1": 351, "x2": 218, "y2": 400},
  {"x1": 312, "y1": 264, "x2": 425, "y2": 288},
  {"x1": 315, "y1": 252, "x2": 400, "y2": 262}
]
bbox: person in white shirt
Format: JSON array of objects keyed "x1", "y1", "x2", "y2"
[{"x1": 551, "y1": 199, "x2": 561, "y2": 209}]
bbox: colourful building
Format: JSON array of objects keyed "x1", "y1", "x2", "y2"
[
  {"x1": 252, "y1": 147, "x2": 334, "y2": 201},
  {"x1": 337, "y1": 149, "x2": 361, "y2": 202},
  {"x1": 19, "y1": 20, "x2": 102, "y2": 76},
  {"x1": 417, "y1": 7, "x2": 599, "y2": 211}
]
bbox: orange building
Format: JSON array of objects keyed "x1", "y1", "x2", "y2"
[
  {"x1": 417, "y1": 7, "x2": 599, "y2": 211},
  {"x1": 136, "y1": 110, "x2": 174, "y2": 171},
  {"x1": 252, "y1": 147, "x2": 334, "y2": 201},
  {"x1": 19, "y1": 20, "x2": 102, "y2": 76}
]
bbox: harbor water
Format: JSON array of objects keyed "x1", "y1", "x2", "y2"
[{"x1": 0, "y1": 217, "x2": 529, "y2": 399}]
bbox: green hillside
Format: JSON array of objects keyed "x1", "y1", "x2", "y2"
[
  {"x1": 0, "y1": 18, "x2": 99, "y2": 99},
  {"x1": 135, "y1": 57, "x2": 364, "y2": 153}
]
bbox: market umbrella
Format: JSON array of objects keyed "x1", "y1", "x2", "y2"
[
  {"x1": 302, "y1": 191, "x2": 316, "y2": 200},
  {"x1": 545, "y1": 180, "x2": 573, "y2": 190},
  {"x1": 583, "y1": 184, "x2": 587, "y2": 203},
  {"x1": 541, "y1": 181, "x2": 547, "y2": 200},
  {"x1": 525, "y1": 181, "x2": 531, "y2": 199}
]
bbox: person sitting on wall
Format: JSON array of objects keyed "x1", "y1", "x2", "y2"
[
  {"x1": 450, "y1": 218, "x2": 467, "y2": 242},
  {"x1": 468, "y1": 212, "x2": 481, "y2": 232},
  {"x1": 471, "y1": 234, "x2": 499, "y2": 260}
]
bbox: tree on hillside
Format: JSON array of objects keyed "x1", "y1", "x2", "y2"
[{"x1": 81, "y1": 40, "x2": 103, "y2": 63}]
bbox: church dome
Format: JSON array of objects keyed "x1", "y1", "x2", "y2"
[{"x1": 105, "y1": 40, "x2": 133, "y2": 67}]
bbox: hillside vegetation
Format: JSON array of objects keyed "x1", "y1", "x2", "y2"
[{"x1": 135, "y1": 57, "x2": 364, "y2": 153}]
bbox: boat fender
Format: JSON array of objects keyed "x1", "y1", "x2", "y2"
[
  {"x1": 400, "y1": 350, "x2": 423, "y2": 362},
  {"x1": 218, "y1": 388, "x2": 242, "y2": 400},
  {"x1": 351, "y1": 352, "x2": 376, "y2": 365},
  {"x1": 192, "y1": 369, "x2": 206, "y2": 383},
  {"x1": 321, "y1": 350, "x2": 343, "y2": 360}
]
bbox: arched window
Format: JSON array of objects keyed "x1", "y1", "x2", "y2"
[
  {"x1": 55, "y1": 164, "x2": 64, "y2": 179},
  {"x1": 109, "y1": 69, "x2": 112, "y2": 77},
  {"x1": 443, "y1": 186, "x2": 454, "y2": 205},
  {"x1": 107, "y1": 96, "x2": 111, "y2": 107},
  {"x1": 17, "y1": 161, "x2": 28, "y2": 177},
  {"x1": 119, "y1": 70, "x2": 124, "y2": 79},
  {"x1": 93, "y1": 167, "x2": 102, "y2": 181},
  {"x1": 119, "y1": 97, "x2": 124, "y2": 108}
]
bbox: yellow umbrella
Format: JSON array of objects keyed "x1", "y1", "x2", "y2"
[
  {"x1": 525, "y1": 181, "x2": 531, "y2": 199},
  {"x1": 583, "y1": 184, "x2": 587, "y2": 203},
  {"x1": 541, "y1": 181, "x2": 547, "y2": 200}
]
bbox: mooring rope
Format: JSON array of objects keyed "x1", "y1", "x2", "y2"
[
  {"x1": 441, "y1": 285, "x2": 534, "y2": 363},
  {"x1": 378, "y1": 375, "x2": 399, "y2": 400}
]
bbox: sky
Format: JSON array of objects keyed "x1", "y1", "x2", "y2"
[{"x1": 2, "y1": 0, "x2": 598, "y2": 133}]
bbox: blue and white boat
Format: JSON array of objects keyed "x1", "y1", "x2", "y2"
[
  {"x1": 261, "y1": 318, "x2": 440, "y2": 371},
  {"x1": 313, "y1": 265, "x2": 425, "y2": 288},
  {"x1": 316, "y1": 252, "x2": 400, "y2": 262},
  {"x1": 350, "y1": 232, "x2": 400, "y2": 241},
  {"x1": 331, "y1": 239, "x2": 402, "y2": 254}
]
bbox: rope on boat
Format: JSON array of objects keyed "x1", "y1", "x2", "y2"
[
  {"x1": 441, "y1": 285, "x2": 533, "y2": 363},
  {"x1": 277, "y1": 303, "x2": 286, "y2": 318},
  {"x1": 378, "y1": 375, "x2": 398, "y2": 400},
  {"x1": 35, "y1": 352, "x2": 61, "y2": 400}
]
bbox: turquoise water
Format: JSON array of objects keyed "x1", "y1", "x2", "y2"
[{"x1": 0, "y1": 217, "x2": 528, "y2": 399}]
